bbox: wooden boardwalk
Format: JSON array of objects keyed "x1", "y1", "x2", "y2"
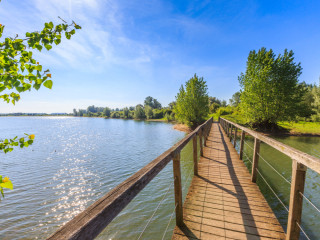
[{"x1": 172, "y1": 122, "x2": 286, "y2": 240}]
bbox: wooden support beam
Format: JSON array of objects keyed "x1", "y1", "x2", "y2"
[
  {"x1": 233, "y1": 127, "x2": 237, "y2": 148},
  {"x1": 286, "y1": 160, "x2": 307, "y2": 240},
  {"x1": 199, "y1": 128, "x2": 203, "y2": 157},
  {"x1": 251, "y1": 138, "x2": 260, "y2": 183},
  {"x1": 193, "y1": 135, "x2": 198, "y2": 176},
  {"x1": 230, "y1": 125, "x2": 233, "y2": 140},
  {"x1": 239, "y1": 130, "x2": 245, "y2": 160},
  {"x1": 204, "y1": 126, "x2": 207, "y2": 146},
  {"x1": 172, "y1": 151, "x2": 183, "y2": 227}
]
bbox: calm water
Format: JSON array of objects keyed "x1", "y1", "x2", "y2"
[
  {"x1": 1, "y1": 118, "x2": 319, "y2": 240},
  {"x1": 0, "y1": 117, "x2": 198, "y2": 240},
  {"x1": 233, "y1": 134, "x2": 320, "y2": 239}
]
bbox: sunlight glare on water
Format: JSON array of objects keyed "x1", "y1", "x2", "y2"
[{"x1": 0, "y1": 117, "x2": 194, "y2": 239}]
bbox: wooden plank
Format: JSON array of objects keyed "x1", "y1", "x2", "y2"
[
  {"x1": 251, "y1": 138, "x2": 261, "y2": 183},
  {"x1": 172, "y1": 122, "x2": 285, "y2": 240},
  {"x1": 173, "y1": 151, "x2": 183, "y2": 227},
  {"x1": 286, "y1": 160, "x2": 307, "y2": 240},
  {"x1": 193, "y1": 135, "x2": 198, "y2": 176},
  {"x1": 220, "y1": 118, "x2": 320, "y2": 174}
]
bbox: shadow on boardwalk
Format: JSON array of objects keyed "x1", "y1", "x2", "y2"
[{"x1": 172, "y1": 122, "x2": 285, "y2": 240}]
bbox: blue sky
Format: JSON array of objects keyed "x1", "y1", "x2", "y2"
[{"x1": 1, "y1": 0, "x2": 320, "y2": 113}]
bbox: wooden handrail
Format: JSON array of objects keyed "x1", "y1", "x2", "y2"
[
  {"x1": 219, "y1": 117, "x2": 320, "y2": 240},
  {"x1": 48, "y1": 117, "x2": 213, "y2": 240},
  {"x1": 220, "y1": 118, "x2": 320, "y2": 174}
]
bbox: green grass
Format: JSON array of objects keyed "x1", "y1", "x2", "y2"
[
  {"x1": 217, "y1": 113, "x2": 320, "y2": 135},
  {"x1": 278, "y1": 121, "x2": 320, "y2": 135}
]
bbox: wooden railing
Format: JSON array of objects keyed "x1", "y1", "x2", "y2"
[
  {"x1": 48, "y1": 118, "x2": 213, "y2": 240},
  {"x1": 219, "y1": 117, "x2": 320, "y2": 240}
]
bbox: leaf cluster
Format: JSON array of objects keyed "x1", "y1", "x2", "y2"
[
  {"x1": 0, "y1": 134, "x2": 34, "y2": 153},
  {"x1": 0, "y1": 19, "x2": 81, "y2": 104}
]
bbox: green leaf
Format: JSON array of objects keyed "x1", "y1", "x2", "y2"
[
  {"x1": 43, "y1": 80, "x2": 53, "y2": 89},
  {"x1": 36, "y1": 45, "x2": 43, "y2": 51},
  {"x1": 54, "y1": 39, "x2": 61, "y2": 45},
  {"x1": 45, "y1": 44, "x2": 52, "y2": 50}
]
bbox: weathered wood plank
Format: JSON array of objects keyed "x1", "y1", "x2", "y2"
[
  {"x1": 286, "y1": 160, "x2": 307, "y2": 240},
  {"x1": 172, "y1": 122, "x2": 285, "y2": 240},
  {"x1": 173, "y1": 151, "x2": 183, "y2": 227},
  {"x1": 239, "y1": 130, "x2": 245, "y2": 160},
  {"x1": 251, "y1": 138, "x2": 261, "y2": 183}
]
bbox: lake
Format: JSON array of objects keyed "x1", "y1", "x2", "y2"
[
  {"x1": 0, "y1": 117, "x2": 197, "y2": 240},
  {"x1": 0, "y1": 117, "x2": 319, "y2": 239}
]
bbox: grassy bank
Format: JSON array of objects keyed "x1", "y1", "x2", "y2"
[{"x1": 216, "y1": 114, "x2": 320, "y2": 135}]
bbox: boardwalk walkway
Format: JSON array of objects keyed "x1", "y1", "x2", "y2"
[{"x1": 172, "y1": 122, "x2": 286, "y2": 239}]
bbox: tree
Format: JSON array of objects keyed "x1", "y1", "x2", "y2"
[
  {"x1": 103, "y1": 107, "x2": 111, "y2": 117},
  {"x1": 310, "y1": 80, "x2": 320, "y2": 121},
  {"x1": 168, "y1": 101, "x2": 176, "y2": 110},
  {"x1": 229, "y1": 91, "x2": 241, "y2": 107},
  {"x1": 153, "y1": 99, "x2": 162, "y2": 109},
  {"x1": 134, "y1": 104, "x2": 145, "y2": 119},
  {"x1": 145, "y1": 105, "x2": 153, "y2": 119},
  {"x1": 144, "y1": 96, "x2": 162, "y2": 109},
  {"x1": 123, "y1": 107, "x2": 129, "y2": 119},
  {"x1": 239, "y1": 47, "x2": 303, "y2": 129},
  {"x1": 73, "y1": 109, "x2": 77, "y2": 116},
  {"x1": 174, "y1": 74, "x2": 209, "y2": 128},
  {"x1": 0, "y1": 5, "x2": 80, "y2": 197}
]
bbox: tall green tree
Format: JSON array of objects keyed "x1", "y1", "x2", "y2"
[
  {"x1": 174, "y1": 74, "x2": 209, "y2": 128},
  {"x1": 103, "y1": 107, "x2": 111, "y2": 117},
  {"x1": 0, "y1": 5, "x2": 80, "y2": 197},
  {"x1": 229, "y1": 92, "x2": 241, "y2": 107},
  {"x1": 123, "y1": 107, "x2": 129, "y2": 119},
  {"x1": 145, "y1": 105, "x2": 153, "y2": 119},
  {"x1": 239, "y1": 47, "x2": 303, "y2": 128},
  {"x1": 134, "y1": 104, "x2": 145, "y2": 119}
]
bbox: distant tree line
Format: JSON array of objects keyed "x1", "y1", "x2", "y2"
[{"x1": 72, "y1": 96, "x2": 176, "y2": 121}]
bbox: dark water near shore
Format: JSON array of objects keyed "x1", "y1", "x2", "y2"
[
  {"x1": 1, "y1": 117, "x2": 319, "y2": 239},
  {"x1": 0, "y1": 117, "x2": 197, "y2": 240}
]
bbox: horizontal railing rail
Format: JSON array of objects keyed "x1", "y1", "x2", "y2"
[
  {"x1": 48, "y1": 117, "x2": 213, "y2": 240},
  {"x1": 219, "y1": 117, "x2": 320, "y2": 240}
]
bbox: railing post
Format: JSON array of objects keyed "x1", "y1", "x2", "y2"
[
  {"x1": 172, "y1": 151, "x2": 183, "y2": 227},
  {"x1": 204, "y1": 125, "x2": 208, "y2": 146},
  {"x1": 199, "y1": 128, "x2": 203, "y2": 157},
  {"x1": 239, "y1": 130, "x2": 245, "y2": 160},
  {"x1": 230, "y1": 125, "x2": 233, "y2": 140},
  {"x1": 233, "y1": 127, "x2": 237, "y2": 148},
  {"x1": 251, "y1": 138, "x2": 260, "y2": 183},
  {"x1": 286, "y1": 160, "x2": 307, "y2": 240},
  {"x1": 193, "y1": 134, "x2": 198, "y2": 176}
]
